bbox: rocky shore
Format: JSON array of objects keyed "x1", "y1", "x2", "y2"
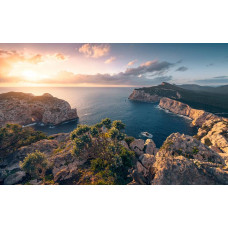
[{"x1": 0, "y1": 92, "x2": 78, "y2": 127}]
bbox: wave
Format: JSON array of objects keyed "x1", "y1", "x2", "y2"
[
  {"x1": 22, "y1": 122, "x2": 37, "y2": 127},
  {"x1": 156, "y1": 105, "x2": 192, "y2": 120}
]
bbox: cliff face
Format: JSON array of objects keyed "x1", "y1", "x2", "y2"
[
  {"x1": 159, "y1": 97, "x2": 222, "y2": 126},
  {"x1": 0, "y1": 92, "x2": 78, "y2": 127},
  {"x1": 128, "y1": 89, "x2": 160, "y2": 102},
  {"x1": 159, "y1": 97, "x2": 228, "y2": 156},
  {"x1": 132, "y1": 132, "x2": 228, "y2": 185}
]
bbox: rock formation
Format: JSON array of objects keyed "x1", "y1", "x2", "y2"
[
  {"x1": 0, "y1": 92, "x2": 78, "y2": 127},
  {"x1": 131, "y1": 133, "x2": 228, "y2": 185},
  {"x1": 159, "y1": 97, "x2": 228, "y2": 159},
  {"x1": 128, "y1": 89, "x2": 161, "y2": 102}
]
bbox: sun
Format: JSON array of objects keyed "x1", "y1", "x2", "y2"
[
  {"x1": 21, "y1": 70, "x2": 49, "y2": 82},
  {"x1": 22, "y1": 70, "x2": 39, "y2": 81}
]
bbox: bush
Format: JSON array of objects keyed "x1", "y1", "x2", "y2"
[
  {"x1": 112, "y1": 120, "x2": 125, "y2": 131},
  {"x1": 90, "y1": 126, "x2": 99, "y2": 137},
  {"x1": 101, "y1": 118, "x2": 112, "y2": 129},
  {"x1": 71, "y1": 125, "x2": 90, "y2": 139},
  {"x1": 125, "y1": 136, "x2": 135, "y2": 146},
  {"x1": 20, "y1": 150, "x2": 48, "y2": 181},
  {"x1": 0, "y1": 124, "x2": 47, "y2": 158},
  {"x1": 108, "y1": 127, "x2": 119, "y2": 140}
]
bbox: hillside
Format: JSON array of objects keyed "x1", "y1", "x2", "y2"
[
  {"x1": 130, "y1": 82, "x2": 228, "y2": 114},
  {"x1": 1, "y1": 115, "x2": 228, "y2": 185},
  {"x1": 177, "y1": 84, "x2": 228, "y2": 94}
]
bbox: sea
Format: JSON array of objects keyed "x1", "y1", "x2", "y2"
[{"x1": 0, "y1": 87, "x2": 198, "y2": 147}]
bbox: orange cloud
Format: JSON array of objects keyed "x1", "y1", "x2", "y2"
[
  {"x1": 55, "y1": 53, "x2": 67, "y2": 61},
  {"x1": 28, "y1": 54, "x2": 43, "y2": 64},
  {"x1": 127, "y1": 59, "x2": 137, "y2": 66},
  {"x1": 104, "y1": 56, "x2": 116, "y2": 64},
  {"x1": 79, "y1": 44, "x2": 110, "y2": 58}
]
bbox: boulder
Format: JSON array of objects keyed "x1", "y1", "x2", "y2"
[
  {"x1": 145, "y1": 139, "x2": 156, "y2": 155},
  {"x1": 130, "y1": 139, "x2": 145, "y2": 155},
  {"x1": 4, "y1": 171, "x2": 26, "y2": 185}
]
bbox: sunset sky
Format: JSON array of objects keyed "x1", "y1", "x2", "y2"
[{"x1": 0, "y1": 43, "x2": 228, "y2": 87}]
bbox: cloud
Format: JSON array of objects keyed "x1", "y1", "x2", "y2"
[
  {"x1": 28, "y1": 54, "x2": 43, "y2": 64},
  {"x1": 38, "y1": 60, "x2": 174, "y2": 86},
  {"x1": 104, "y1": 56, "x2": 116, "y2": 64},
  {"x1": 194, "y1": 76, "x2": 228, "y2": 84},
  {"x1": 176, "y1": 66, "x2": 188, "y2": 72},
  {"x1": 55, "y1": 53, "x2": 67, "y2": 61},
  {"x1": 0, "y1": 54, "x2": 174, "y2": 86},
  {"x1": 78, "y1": 44, "x2": 110, "y2": 58},
  {"x1": 127, "y1": 59, "x2": 137, "y2": 66},
  {"x1": 123, "y1": 60, "x2": 174, "y2": 77}
]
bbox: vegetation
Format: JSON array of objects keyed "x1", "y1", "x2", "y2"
[
  {"x1": 139, "y1": 82, "x2": 228, "y2": 114},
  {"x1": 0, "y1": 124, "x2": 47, "y2": 158},
  {"x1": 20, "y1": 150, "x2": 48, "y2": 182},
  {"x1": 125, "y1": 136, "x2": 135, "y2": 146},
  {"x1": 70, "y1": 119, "x2": 135, "y2": 184}
]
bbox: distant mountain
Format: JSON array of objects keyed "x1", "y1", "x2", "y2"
[
  {"x1": 177, "y1": 84, "x2": 228, "y2": 94},
  {"x1": 129, "y1": 82, "x2": 228, "y2": 114}
]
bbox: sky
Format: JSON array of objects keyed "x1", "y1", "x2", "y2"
[{"x1": 0, "y1": 43, "x2": 228, "y2": 87}]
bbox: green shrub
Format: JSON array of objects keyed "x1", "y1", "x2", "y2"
[
  {"x1": 112, "y1": 120, "x2": 125, "y2": 131},
  {"x1": 101, "y1": 118, "x2": 112, "y2": 129},
  {"x1": 90, "y1": 126, "x2": 99, "y2": 137},
  {"x1": 125, "y1": 136, "x2": 135, "y2": 146},
  {"x1": 20, "y1": 150, "x2": 48, "y2": 181}
]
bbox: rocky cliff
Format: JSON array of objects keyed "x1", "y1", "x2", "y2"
[
  {"x1": 1, "y1": 120, "x2": 228, "y2": 185},
  {"x1": 131, "y1": 132, "x2": 228, "y2": 185},
  {"x1": 0, "y1": 92, "x2": 78, "y2": 127},
  {"x1": 159, "y1": 97, "x2": 228, "y2": 158},
  {"x1": 128, "y1": 89, "x2": 161, "y2": 102}
]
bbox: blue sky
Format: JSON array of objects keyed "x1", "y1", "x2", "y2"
[{"x1": 0, "y1": 43, "x2": 227, "y2": 86}]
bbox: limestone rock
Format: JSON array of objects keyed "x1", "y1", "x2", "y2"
[
  {"x1": 4, "y1": 171, "x2": 26, "y2": 185},
  {"x1": 128, "y1": 89, "x2": 160, "y2": 102},
  {"x1": 0, "y1": 92, "x2": 78, "y2": 127},
  {"x1": 130, "y1": 139, "x2": 145, "y2": 155},
  {"x1": 145, "y1": 139, "x2": 156, "y2": 155}
]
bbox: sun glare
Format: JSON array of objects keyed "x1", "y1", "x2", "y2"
[{"x1": 21, "y1": 70, "x2": 49, "y2": 82}]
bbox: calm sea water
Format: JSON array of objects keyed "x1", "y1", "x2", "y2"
[{"x1": 0, "y1": 87, "x2": 197, "y2": 147}]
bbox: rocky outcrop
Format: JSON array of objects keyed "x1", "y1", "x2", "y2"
[
  {"x1": 128, "y1": 89, "x2": 161, "y2": 102},
  {"x1": 132, "y1": 132, "x2": 228, "y2": 185},
  {"x1": 0, "y1": 92, "x2": 78, "y2": 127},
  {"x1": 159, "y1": 97, "x2": 225, "y2": 127},
  {"x1": 159, "y1": 97, "x2": 228, "y2": 159}
]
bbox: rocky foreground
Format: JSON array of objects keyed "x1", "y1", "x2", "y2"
[
  {"x1": 1, "y1": 115, "x2": 228, "y2": 185},
  {"x1": 0, "y1": 92, "x2": 78, "y2": 127}
]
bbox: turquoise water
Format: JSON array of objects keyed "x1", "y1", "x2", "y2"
[{"x1": 0, "y1": 87, "x2": 197, "y2": 147}]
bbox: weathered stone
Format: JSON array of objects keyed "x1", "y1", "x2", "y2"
[
  {"x1": 4, "y1": 171, "x2": 26, "y2": 185},
  {"x1": 129, "y1": 89, "x2": 160, "y2": 103},
  {"x1": 0, "y1": 92, "x2": 78, "y2": 127},
  {"x1": 130, "y1": 139, "x2": 145, "y2": 155},
  {"x1": 139, "y1": 154, "x2": 156, "y2": 169},
  {"x1": 145, "y1": 139, "x2": 156, "y2": 155}
]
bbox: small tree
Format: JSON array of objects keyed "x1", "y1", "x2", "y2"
[
  {"x1": 90, "y1": 126, "x2": 99, "y2": 138},
  {"x1": 112, "y1": 120, "x2": 125, "y2": 131},
  {"x1": 108, "y1": 127, "x2": 119, "y2": 141},
  {"x1": 101, "y1": 118, "x2": 112, "y2": 129},
  {"x1": 20, "y1": 150, "x2": 48, "y2": 183}
]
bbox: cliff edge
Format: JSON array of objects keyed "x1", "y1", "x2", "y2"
[{"x1": 0, "y1": 92, "x2": 78, "y2": 127}]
